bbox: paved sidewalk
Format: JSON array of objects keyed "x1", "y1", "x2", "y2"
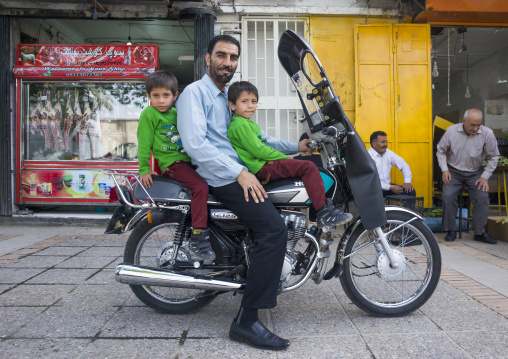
[{"x1": 1, "y1": 223, "x2": 508, "y2": 358}]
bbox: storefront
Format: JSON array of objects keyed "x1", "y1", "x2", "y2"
[
  {"x1": 7, "y1": 1, "x2": 506, "y2": 216},
  {"x1": 0, "y1": 2, "x2": 216, "y2": 215},
  {"x1": 412, "y1": 0, "x2": 508, "y2": 202}
]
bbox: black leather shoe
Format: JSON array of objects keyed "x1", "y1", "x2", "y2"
[
  {"x1": 445, "y1": 231, "x2": 456, "y2": 242},
  {"x1": 229, "y1": 320, "x2": 290, "y2": 350},
  {"x1": 474, "y1": 233, "x2": 498, "y2": 244}
]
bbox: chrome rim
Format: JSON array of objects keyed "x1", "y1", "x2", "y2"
[
  {"x1": 134, "y1": 222, "x2": 208, "y2": 304},
  {"x1": 346, "y1": 220, "x2": 433, "y2": 308}
]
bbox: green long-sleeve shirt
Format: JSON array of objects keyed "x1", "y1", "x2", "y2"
[
  {"x1": 137, "y1": 106, "x2": 191, "y2": 175},
  {"x1": 227, "y1": 115, "x2": 287, "y2": 174}
]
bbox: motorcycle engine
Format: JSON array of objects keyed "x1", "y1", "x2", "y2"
[{"x1": 279, "y1": 210, "x2": 307, "y2": 283}]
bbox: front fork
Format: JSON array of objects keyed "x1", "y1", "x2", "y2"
[{"x1": 372, "y1": 227, "x2": 399, "y2": 268}]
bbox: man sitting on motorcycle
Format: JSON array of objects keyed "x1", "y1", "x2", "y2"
[
  {"x1": 227, "y1": 81, "x2": 353, "y2": 227},
  {"x1": 177, "y1": 35, "x2": 307, "y2": 351}
]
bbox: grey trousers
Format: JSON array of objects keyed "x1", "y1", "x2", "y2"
[{"x1": 442, "y1": 167, "x2": 489, "y2": 235}]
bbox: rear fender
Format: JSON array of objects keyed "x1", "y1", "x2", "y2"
[{"x1": 105, "y1": 207, "x2": 153, "y2": 234}]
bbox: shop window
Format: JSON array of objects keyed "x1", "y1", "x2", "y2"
[{"x1": 21, "y1": 81, "x2": 148, "y2": 161}]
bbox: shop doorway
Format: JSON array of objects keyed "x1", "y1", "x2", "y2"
[{"x1": 431, "y1": 26, "x2": 508, "y2": 203}]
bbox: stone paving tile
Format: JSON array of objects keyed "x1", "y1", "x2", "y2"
[
  {"x1": 271, "y1": 303, "x2": 356, "y2": 338},
  {"x1": 55, "y1": 238, "x2": 101, "y2": 247},
  {"x1": 99, "y1": 306, "x2": 191, "y2": 338},
  {"x1": 0, "y1": 339, "x2": 90, "y2": 359},
  {"x1": 0, "y1": 307, "x2": 46, "y2": 338},
  {"x1": 277, "y1": 280, "x2": 340, "y2": 307},
  {"x1": 440, "y1": 267, "x2": 508, "y2": 319},
  {"x1": 56, "y1": 284, "x2": 132, "y2": 307},
  {"x1": 0, "y1": 284, "x2": 75, "y2": 306},
  {"x1": 364, "y1": 332, "x2": 468, "y2": 359},
  {"x1": 32, "y1": 246, "x2": 87, "y2": 256},
  {"x1": 419, "y1": 292, "x2": 508, "y2": 331},
  {"x1": 84, "y1": 268, "x2": 117, "y2": 285},
  {"x1": 78, "y1": 339, "x2": 180, "y2": 359},
  {"x1": 0, "y1": 268, "x2": 46, "y2": 284},
  {"x1": 186, "y1": 304, "x2": 251, "y2": 338},
  {"x1": 179, "y1": 338, "x2": 278, "y2": 359},
  {"x1": 4, "y1": 255, "x2": 71, "y2": 268},
  {"x1": 448, "y1": 331, "x2": 508, "y2": 359},
  {"x1": 324, "y1": 280, "x2": 362, "y2": 305},
  {"x1": 12, "y1": 306, "x2": 118, "y2": 338},
  {"x1": 26, "y1": 268, "x2": 98, "y2": 285},
  {"x1": 75, "y1": 246, "x2": 123, "y2": 257},
  {"x1": 0, "y1": 284, "x2": 14, "y2": 293},
  {"x1": 54, "y1": 256, "x2": 117, "y2": 269},
  {"x1": 344, "y1": 304, "x2": 440, "y2": 334},
  {"x1": 106, "y1": 256, "x2": 123, "y2": 269},
  {"x1": 0, "y1": 234, "x2": 20, "y2": 241},
  {"x1": 277, "y1": 335, "x2": 373, "y2": 359}
]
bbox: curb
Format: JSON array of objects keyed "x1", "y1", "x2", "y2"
[{"x1": 0, "y1": 215, "x2": 110, "y2": 227}]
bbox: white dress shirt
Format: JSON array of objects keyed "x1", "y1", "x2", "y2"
[{"x1": 368, "y1": 147, "x2": 412, "y2": 191}]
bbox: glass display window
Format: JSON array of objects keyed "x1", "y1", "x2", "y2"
[{"x1": 21, "y1": 81, "x2": 148, "y2": 161}]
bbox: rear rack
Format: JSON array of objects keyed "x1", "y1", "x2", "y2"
[{"x1": 101, "y1": 169, "x2": 189, "y2": 212}]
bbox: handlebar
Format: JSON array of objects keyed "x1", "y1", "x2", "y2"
[{"x1": 321, "y1": 126, "x2": 355, "y2": 137}]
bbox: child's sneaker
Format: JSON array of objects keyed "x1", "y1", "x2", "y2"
[
  {"x1": 316, "y1": 199, "x2": 353, "y2": 227},
  {"x1": 189, "y1": 228, "x2": 216, "y2": 260}
]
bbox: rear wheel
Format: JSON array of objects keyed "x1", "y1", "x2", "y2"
[
  {"x1": 124, "y1": 213, "x2": 218, "y2": 314},
  {"x1": 340, "y1": 210, "x2": 441, "y2": 316}
]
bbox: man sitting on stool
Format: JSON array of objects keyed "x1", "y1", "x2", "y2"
[
  {"x1": 368, "y1": 131, "x2": 416, "y2": 197},
  {"x1": 436, "y1": 108, "x2": 499, "y2": 244}
]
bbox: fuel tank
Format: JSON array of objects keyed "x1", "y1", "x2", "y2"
[{"x1": 265, "y1": 169, "x2": 335, "y2": 207}]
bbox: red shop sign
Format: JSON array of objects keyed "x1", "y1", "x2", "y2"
[{"x1": 14, "y1": 44, "x2": 159, "y2": 79}]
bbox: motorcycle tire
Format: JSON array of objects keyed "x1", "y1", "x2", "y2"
[
  {"x1": 340, "y1": 209, "x2": 441, "y2": 317},
  {"x1": 124, "y1": 212, "x2": 218, "y2": 314}
]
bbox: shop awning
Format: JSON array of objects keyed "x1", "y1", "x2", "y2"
[{"x1": 414, "y1": 0, "x2": 508, "y2": 26}]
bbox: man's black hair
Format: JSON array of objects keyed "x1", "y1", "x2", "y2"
[
  {"x1": 370, "y1": 131, "x2": 387, "y2": 145},
  {"x1": 207, "y1": 34, "x2": 241, "y2": 57},
  {"x1": 145, "y1": 70, "x2": 178, "y2": 95},
  {"x1": 228, "y1": 81, "x2": 259, "y2": 104}
]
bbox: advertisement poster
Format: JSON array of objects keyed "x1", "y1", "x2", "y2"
[
  {"x1": 20, "y1": 168, "x2": 126, "y2": 200},
  {"x1": 14, "y1": 44, "x2": 158, "y2": 79}
]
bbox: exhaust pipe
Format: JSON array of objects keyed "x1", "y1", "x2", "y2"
[{"x1": 115, "y1": 263, "x2": 244, "y2": 291}]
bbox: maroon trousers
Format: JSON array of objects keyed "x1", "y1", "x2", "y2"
[
  {"x1": 256, "y1": 158, "x2": 326, "y2": 210},
  {"x1": 162, "y1": 161, "x2": 208, "y2": 229}
]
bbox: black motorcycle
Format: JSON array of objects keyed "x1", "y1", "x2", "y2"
[{"x1": 105, "y1": 30, "x2": 441, "y2": 317}]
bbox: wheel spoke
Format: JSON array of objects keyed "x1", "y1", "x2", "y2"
[{"x1": 344, "y1": 217, "x2": 436, "y2": 308}]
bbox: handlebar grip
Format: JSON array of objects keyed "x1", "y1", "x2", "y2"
[{"x1": 306, "y1": 140, "x2": 318, "y2": 149}]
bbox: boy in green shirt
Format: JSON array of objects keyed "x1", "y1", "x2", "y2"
[
  {"x1": 227, "y1": 81, "x2": 352, "y2": 227},
  {"x1": 137, "y1": 70, "x2": 214, "y2": 260}
]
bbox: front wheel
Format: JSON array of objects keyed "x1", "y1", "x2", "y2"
[
  {"x1": 124, "y1": 212, "x2": 218, "y2": 314},
  {"x1": 340, "y1": 210, "x2": 441, "y2": 316}
]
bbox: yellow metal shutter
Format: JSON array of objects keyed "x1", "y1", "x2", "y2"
[{"x1": 355, "y1": 23, "x2": 432, "y2": 206}]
